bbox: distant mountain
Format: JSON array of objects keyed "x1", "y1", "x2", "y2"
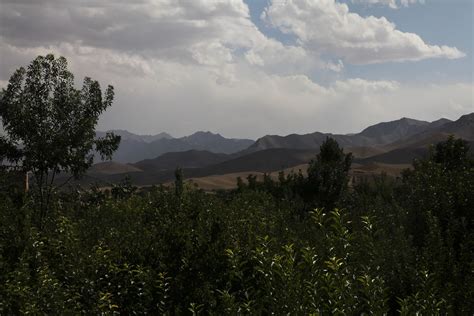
[
  {"x1": 384, "y1": 113, "x2": 473, "y2": 150},
  {"x1": 89, "y1": 161, "x2": 143, "y2": 175},
  {"x1": 246, "y1": 132, "x2": 371, "y2": 152},
  {"x1": 92, "y1": 148, "x2": 318, "y2": 187},
  {"x1": 358, "y1": 113, "x2": 474, "y2": 165},
  {"x1": 194, "y1": 148, "x2": 317, "y2": 176},
  {"x1": 96, "y1": 130, "x2": 173, "y2": 143},
  {"x1": 247, "y1": 116, "x2": 453, "y2": 152},
  {"x1": 435, "y1": 113, "x2": 473, "y2": 139},
  {"x1": 429, "y1": 118, "x2": 453, "y2": 129},
  {"x1": 134, "y1": 150, "x2": 230, "y2": 172},
  {"x1": 180, "y1": 131, "x2": 254, "y2": 154},
  {"x1": 95, "y1": 115, "x2": 465, "y2": 164},
  {"x1": 96, "y1": 131, "x2": 254, "y2": 163},
  {"x1": 358, "y1": 117, "x2": 451, "y2": 145},
  {"x1": 82, "y1": 113, "x2": 472, "y2": 188},
  {"x1": 355, "y1": 147, "x2": 430, "y2": 165}
]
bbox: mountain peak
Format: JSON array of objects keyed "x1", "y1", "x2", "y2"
[
  {"x1": 97, "y1": 130, "x2": 173, "y2": 142},
  {"x1": 189, "y1": 131, "x2": 221, "y2": 137},
  {"x1": 358, "y1": 117, "x2": 430, "y2": 142},
  {"x1": 185, "y1": 131, "x2": 224, "y2": 141},
  {"x1": 429, "y1": 118, "x2": 452, "y2": 129},
  {"x1": 457, "y1": 112, "x2": 474, "y2": 123},
  {"x1": 397, "y1": 117, "x2": 428, "y2": 125}
]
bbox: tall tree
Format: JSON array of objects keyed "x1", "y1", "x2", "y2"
[
  {"x1": 401, "y1": 136, "x2": 473, "y2": 246},
  {"x1": 399, "y1": 136, "x2": 474, "y2": 312},
  {"x1": 307, "y1": 137, "x2": 353, "y2": 210},
  {"x1": 0, "y1": 54, "x2": 120, "y2": 223}
]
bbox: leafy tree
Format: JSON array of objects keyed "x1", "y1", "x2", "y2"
[
  {"x1": 431, "y1": 135, "x2": 472, "y2": 170},
  {"x1": 0, "y1": 54, "x2": 120, "y2": 224},
  {"x1": 307, "y1": 137, "x2": 353, "y2": 210},
  {"x1": 174, "y1": 167, "x2": 184, "y2": 197},
  {"x1": 401, "y1": 136, "x2": 473, "y2": 246},
  {"x1": 246, "y1": 174, "x2": 258, "y2": 191},
  {"x1": 236, "y1": 176, "x2": 245, "y2": 192},
  {"x1": 399, "y1": 136, "x2": 474, "y2": 313}
]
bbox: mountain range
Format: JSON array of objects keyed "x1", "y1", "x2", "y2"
[
  {"x1": 82, "y1": 113, "x2": 473, "y2": 188},
  {"x1": 246, "y1": 117, "x2": 455, "y2": 152},
  {"x1": 95, "y1": 130, "x2": 254, "y2": 163}
]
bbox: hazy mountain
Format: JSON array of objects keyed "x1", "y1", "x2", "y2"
[
  {"x1": 89, "y1": 161, "x2": 143, "y2": 175},
  {"x1": 96, "y1": 130, "x2": 173, "y2": 143},
  {"x1": 357, "y1": 113, "x2": 474, "y2": 165},
  {"x1": 246, "y1": 132, "x2": 372, "y2": 152},
  {"x1": 95, "y1": 115, "x2": 464, "y2": 164},
  {"x1": 354, "y1": 147, "x2": 430, "y2": 165},
  {"x1": 134, "y1": 150, "x2": 230, "y2": 172},
  {"x1": 194, "y1": 148, "x2": 317, "y2": 176},
  {"x1": 84, "y1": 113, "x2": 472, "y2": 187},
  {"x1": 384, "y1": 113, "x2": 473, "y2": 150},
  {"x1": 358, "y1": 117, "x2": 452, "y2": 145},
  {"x1": 92, "y1": 148, "x2": 318, "y2": 187},
  {"x1": 436, "y1": 113, "x2": 473, "y2": 139},
  {"x1": 181, "y1": 131, "x2": 254, "y2": 153},
  {"x1": 96, "y1": 131, "x2": 254, "y2": 163},
  {"x1": 429, "y1": 118, "x2": 453, "y2": 129},
  {"x1": 247, "y1": 116, "x2": 453, "y2": 152}
]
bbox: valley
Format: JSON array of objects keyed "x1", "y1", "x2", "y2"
[{"x1": 83, "y1": 113, "x2": 474, "y2": 189}]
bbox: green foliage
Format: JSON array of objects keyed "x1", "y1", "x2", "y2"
[
  {"x1": 398, "y1": 136, "x2": 474, "y2": 313},
  {"x1": 307, "y1": 137, "x2": 353, "y2": 210},
  {"x1": 0, "y1": 54, "x2": 120, "y2": 224},
  {"x1": 175, "y1": 167, "x2": 184, "y2": 198},
  {"x1": 0, "y1": 133, "x2": 472, "y2": 314}
]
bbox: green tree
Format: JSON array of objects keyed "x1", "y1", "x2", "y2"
[
  {"x1": 432, "y1": 135, "x2": 472, "y2": 170},
  {"x1": 174, "y1": 167, "x2": 184, "y2": 197},
  {"x1": 400, "y1": 136, "x2": 474, "y2": 313},
  {"x1": 401, "y1": 136, "x2": 473, "y2": 246},
  {"x1": 307, "y1": 137, "x2": 352, "y2": 210},
  {"x1": 236, "y1": 176, "x2": 246, "y2": 192},
  {"x1": 0, "y1": 54, "x2": 120, "y2": 225}
]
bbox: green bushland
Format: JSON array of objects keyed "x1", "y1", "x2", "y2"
[{"x1": 0, "y1": 136, "x2": 473, "y2": 315}]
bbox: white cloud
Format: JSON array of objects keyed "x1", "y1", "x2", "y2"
[
  {"x1": 351, "y1": 0, "x2": 398, "y2": 9},
  {"x1": 351, "y1": 0, "x2": 425, "y2": 9},
  {"x1": 0, "y1": 41, "x2": 471, "y2": 138},
  {"x1": 0, "y1": 0, "x2": 317, "y2": 76},
  {"x1": 263, "y1": 0, "x2": 464, "y2": 64},
  {"x1": 400, "y1": 0, "x2": 426, "y2": 7},
  {"x1": 333, "y1": 78, "x2": 400, "y2": 92},
  {"x1": 0, "y1": 0, "x2": 470, "y2": 139}
]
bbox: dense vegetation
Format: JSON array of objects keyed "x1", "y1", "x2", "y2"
[
  {"x1": 0, "y1": 136, "x2": 472, "y2": 314},
  {"x1": 1, "y1": 55, "x2": 472, "y2": 314}
]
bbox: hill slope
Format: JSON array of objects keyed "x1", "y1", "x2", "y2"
[
  {"x1": 383, "y1": 113, "x2": 474, "y2": 151},
  {"x1": 96, "y1": 131, "x2": 254, "y2": 163},
  {"x1": 248, "y1": 116, "x2": 453, "y2": 152},
  {"x1": 86, "y1": 113, "x2": 472, "y2": 188},
  {"x1": 96, "y1": 130, "x2": 173, "y2": 143},
  {"x1": 134, "y1": 150, "x2": 230, "y2": 172}
]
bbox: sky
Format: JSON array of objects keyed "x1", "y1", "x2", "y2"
[{"x1": 0, "y1": 0, "x2": 472, "y2": 139}]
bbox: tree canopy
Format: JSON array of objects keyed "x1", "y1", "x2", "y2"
[
  {"x1": 0, "y1": 54, "x2": 120, "y2": 221},
  {"x1": 307, "y1": 137, "x2": 353, "y2": 210}
]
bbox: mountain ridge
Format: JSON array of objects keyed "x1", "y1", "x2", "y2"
[
  {"x1": 95, "y1": 130, "x2": 254, "y2": 163},
  {"x1": 84, "y1": 113, "x2": 473, "y2": 188},
  {"x1": 248, "y1": 116, "x2": 457, "y2": 152}
]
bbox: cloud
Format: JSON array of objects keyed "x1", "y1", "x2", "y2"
[
  {"x1": 400, "y1": 0, "x2": 426, "y2": 7},
  {"x1": 263, "y1": 0, "x2": 464, "y2": 64},
  {"x1": 0, "y1": 41, "x2": 471, "y2": 138},
  {"x1": 351, "y1": 0, "x2": 398, "y2": 9},
  {"x1": 0, "y1": 0, "x2": 318, "y2": 76},
  {"x1": 0, "y1": 0, "x2": 470, "y2": 139},
  {"x1": 351, "y1": 0, "x2": 425, "y2": 9}
]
